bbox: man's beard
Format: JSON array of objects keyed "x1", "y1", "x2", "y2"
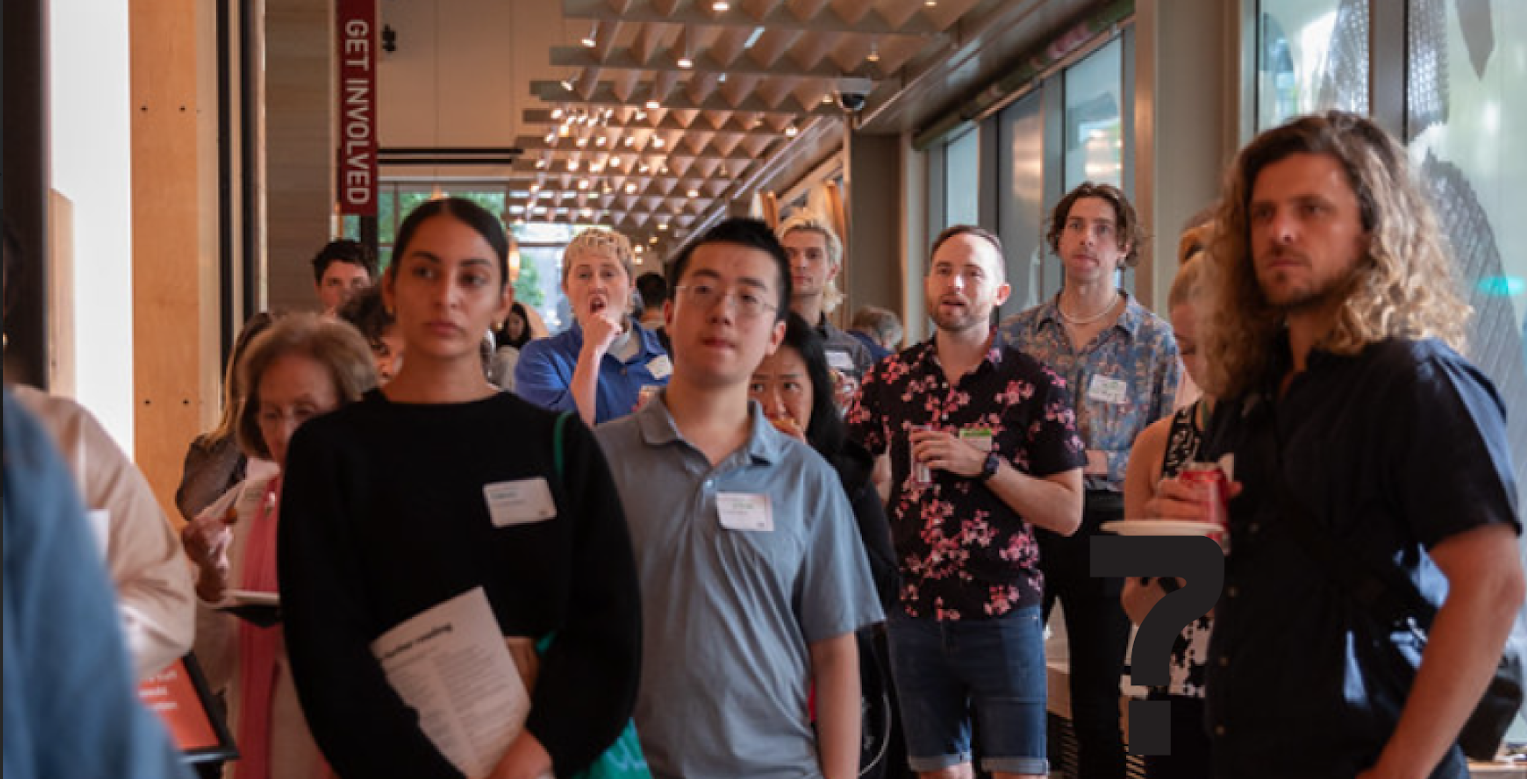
[{"x1": 928, "y1": 302, "x2": 988, "y2": 333}]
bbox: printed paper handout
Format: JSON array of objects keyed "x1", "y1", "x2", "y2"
[{"x1": 370, "y1": 587, "x2": 549, "y2": 779}]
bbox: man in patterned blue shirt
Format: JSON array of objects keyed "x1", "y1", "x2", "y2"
[
  {"x1": 847, "y1": 225, "x2": 1085, "y2": 779},
  {"x1": 998, "y1": 182, "x2": 1181, "y2": 779}
]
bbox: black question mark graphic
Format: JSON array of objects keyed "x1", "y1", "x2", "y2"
[{"x1": 1090, "y1": 535, "x2": 1224, "y2": 755}]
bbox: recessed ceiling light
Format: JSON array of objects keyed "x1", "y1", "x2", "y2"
[
  {"x1": 624, "y1": 137, "x2": 635, "y2": 148},
  {"x1": 652, "y1": 137, "x2": 666, "y2": 148},
  {"x1": 785, "y1": 125, "x2": 798, "y2": 137},
  {"x1": 712, "y1": 0, "x2": 729, "y2": 10},
  {"x1": 687, "y1": 188, "x2": 700, "y2": 198},
  {"x1": 576, "y1": 137, "x2": 588, "y2": 147},
  {"x1": 657, "y1": 223, "x2": 668, "y2": 231},
  {"x1": 581, "y1": 23, "x2": 598, "y2": 48},
  {"x1": 567, "y1": 160, "x2": 580, "y2": 171},
  {"x1": 645, "y1": 99, "x2": 660, "y2": 110},
  {"x1": 534, "y1": 159, "x2": 547, "y2": 169},
  {"x1": 677, "y1": 55, "x2": 693, "y2": 69},
  {"x1": 626, "y1": 183, "x2": 638, "y2": 194},
  {"x1": 821, "y1": 94, "x2": 834, "y2": 104},
  {"x1": 551, "y1": 108, "x2": 564, "y2": 119}
]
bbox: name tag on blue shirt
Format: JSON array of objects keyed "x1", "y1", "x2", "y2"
[
  {"x1": 483, "y1": 478, "x2": 556, "y2": 527},
  {"x1": 716, "y1": 492, "x2": 773, "y2": 532},
  {"x1": 1088, "y1": 374, "x2": 1128, "y2": 405},
  {"x1": 646, "y1": 354, "x2": 673, "y2": 379},
  {"x1": 826, "y1": 350, "x2": 855, "y2": 372}
]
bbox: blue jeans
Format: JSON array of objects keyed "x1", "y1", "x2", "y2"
[{"x1": 887, "y1": 606, "x2": 1047, "y2": 775}]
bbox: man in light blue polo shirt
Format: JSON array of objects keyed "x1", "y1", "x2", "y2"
[{"x1": 596, "y1": 218, "x2": 883, "y2": 779}]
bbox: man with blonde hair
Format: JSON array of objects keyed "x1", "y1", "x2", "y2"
[
  {"x1": 1155, "y1": 111, "x2": 1523, "y2": 779},
  {"x1": 777, "y1": 214, "x2": 874, "y2": 395}
]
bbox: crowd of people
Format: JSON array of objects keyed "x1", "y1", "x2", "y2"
[{"x1": 4, "y1": 110, "x2": 1523, "y2": 779}]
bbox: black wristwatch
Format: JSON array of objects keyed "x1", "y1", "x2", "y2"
[{"x1": 978, "y1": 450, "x2": 1001, "y2": 482}]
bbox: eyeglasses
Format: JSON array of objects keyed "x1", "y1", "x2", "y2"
[{"x1": 673, "y1": 282, "x2": 777, "y2": 319}]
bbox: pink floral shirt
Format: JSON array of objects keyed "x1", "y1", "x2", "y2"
[{"x1": 846, "y1": 340, "x2": 1086, "y2": 620}]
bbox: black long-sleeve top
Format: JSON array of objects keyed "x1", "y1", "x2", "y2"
[{"x1": 277, "y1": 390, "x2": 641, "y2": 779}]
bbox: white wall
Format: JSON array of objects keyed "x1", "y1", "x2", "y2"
[{"x1": 49, "y1": 0, "x2": 136, "y2": 450}]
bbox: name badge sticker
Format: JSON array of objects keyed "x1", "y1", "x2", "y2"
[
  {"x1": 959, "y1": 428, "x2": 994, "y2": 452},
  {"x1": 645, "y1": 354, "x2": 673, "y2": 380},
  {"x1": 1087, "y1": 374, "x2": 1129, "y2": 405},
  {"x1": 826, "y1": 350, "x2": 856, "y2": 372},
  {"x1": 716, "y1": 492, "x2": 774, "y2": 532},
  {"x1": 483, "y1": 478, "x2": 557, "y2": 528}
]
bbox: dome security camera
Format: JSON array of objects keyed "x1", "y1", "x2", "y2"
[{"x1": 834, "y1": 77, "x2": 873, "y2": 112}]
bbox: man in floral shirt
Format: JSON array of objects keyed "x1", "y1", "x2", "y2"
[{"x1": 846, "y1": 225, "x2": 1085, "y2": 779}]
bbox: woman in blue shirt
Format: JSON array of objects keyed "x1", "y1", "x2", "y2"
[{"x1": 515, "y1": 229, "x2": 670, "y2": 423}]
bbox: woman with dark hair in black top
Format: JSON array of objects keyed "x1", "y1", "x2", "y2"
[
  {"x1": 750, "y1": 312, "x2": 902, "y2": 779},
  {"x1": 750, "y1": 313, "x2": 896, "y2": 603},
  {"x1": 277, "y1": 198, "x2": 641, "y2": 779}
]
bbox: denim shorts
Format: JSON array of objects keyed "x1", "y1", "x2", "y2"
[{"x1": 886, "y1": 605, "x2": 1048, "y2": 775}]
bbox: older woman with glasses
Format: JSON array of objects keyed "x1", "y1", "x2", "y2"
[{"x1": 182, "y1": 313, "x2": 376, "y2": 779}]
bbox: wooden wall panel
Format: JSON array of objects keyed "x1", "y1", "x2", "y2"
[
  {"x1": 130, "y1": 0, "x2": 218, "y2": 517},
  {"x1": 265, "y1": 0, "x2": 334, "y2": 313}
]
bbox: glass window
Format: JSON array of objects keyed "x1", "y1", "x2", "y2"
[
  {"x1": 944, "y1": 128, "x2": 980, "y2": 227},
  {"x1": 1063, "y1": 38, "x2": 1123, "y2": 189},
  {"x1": 1257, "y1": 0, "x2": 1370, "y2": 131},
  {"x1": 1405, "y1": 0, "x2": 1527, "y2": 481}
]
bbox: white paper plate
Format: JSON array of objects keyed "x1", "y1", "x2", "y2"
[
  {"x1": 222, "y1": 589, "x2": 280, "y2": 607},
  {"x1": 1100, "y1": 520, "x2": 1221, "y2": 537}
]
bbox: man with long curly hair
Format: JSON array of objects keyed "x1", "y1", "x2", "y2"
[{"x1": 1150, "y1": 111, "x2": 1523, "y2": 779}]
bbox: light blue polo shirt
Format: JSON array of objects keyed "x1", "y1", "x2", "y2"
[
  {"x1": 515, "y1": 321, "x2": 670, "y2": 423},
  {"x1": 595, "y1": 395, "x2": 884, "y2": 779}
]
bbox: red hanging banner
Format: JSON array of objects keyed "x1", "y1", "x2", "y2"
[{"x1": 337, "y1": 0, "x2": 377, "y2": 216}]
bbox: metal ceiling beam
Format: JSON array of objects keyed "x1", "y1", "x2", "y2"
[
  {"x1": 522, "y1": 109, "x2": 803, "y2": 136},
  {"x1": 550, "y1": 45, "x2": 884, "y2": 80},
  {"x1": 532, "y1": 80, "x2": 846, "y2": 116},
  {"x1": 514, "y1": 135, "x2": 769, "y2": 162},
  {"x1": 562, "y1": 0, "x2": 943, "y2": 36}
]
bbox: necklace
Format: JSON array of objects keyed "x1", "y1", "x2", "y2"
[{"x1": 1057, "y1": 291, "x2": 1120, "y2": 325}]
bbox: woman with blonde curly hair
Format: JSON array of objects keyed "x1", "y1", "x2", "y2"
[{"x1": 515, "y1": 227, "x2": 670, "y2": 423}]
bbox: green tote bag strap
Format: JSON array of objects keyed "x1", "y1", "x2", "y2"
[{"x1": 541, "y1": 412, "x2": 651, "y2": 779}]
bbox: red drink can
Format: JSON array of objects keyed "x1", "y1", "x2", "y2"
[{"x1": 1180, "y1": 462, "x2": 1230, "y2": 550}]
